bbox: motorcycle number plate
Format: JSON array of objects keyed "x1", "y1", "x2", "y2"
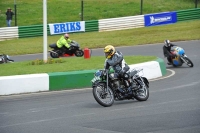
[{"x1": 91, "y1": 76, "x2": 101, "y2": 83}]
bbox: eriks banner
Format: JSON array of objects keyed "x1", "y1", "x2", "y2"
[{"x1": 49, "y1": 21, "x2": 85, "y2": 35}]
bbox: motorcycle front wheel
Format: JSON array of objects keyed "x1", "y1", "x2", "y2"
[
  {"x1": 184, "y1": 57, "x2": 194, "y2": 67},
  {"x1": 75, "y1": 50, "x2": 84, "y2": 57},
  {"x1": 92, "y1": 83, "x2": 114, "y2": 107},
  {"x1": 134, "y1": 83, "x2": 149, "y2": 101},
  {"x1": 50, "y1": 50, "x2": 59, "y2": 58}
]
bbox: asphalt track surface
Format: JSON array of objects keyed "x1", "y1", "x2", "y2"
[{"x1": 0, "y1": 40, "x2": 200, "y2": 133}]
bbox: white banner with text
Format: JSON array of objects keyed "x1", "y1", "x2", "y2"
[{"x1": 49, "y1": 21, "x2": 85, "y2": 35}]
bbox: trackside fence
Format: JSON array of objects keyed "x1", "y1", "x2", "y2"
[
  {"x1": 0, "y1": 8, "x2": 199, "y2": 41},
  {"x1": 18, "y1": 25, "x2": 50, "y2": 38},
  {"x1": 99, "y1": 15, "x2": 144, "y2": 32},
  {"x1": 177, "y1": 8, "x2": 200, "y2": 22},
  {"x1": 0, "y1": 27, "x2": 18, "y2": 41}
]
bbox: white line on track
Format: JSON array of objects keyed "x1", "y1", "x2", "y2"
[{"x1": 149, "y1": 69, "x2": 175, "y2": 81}]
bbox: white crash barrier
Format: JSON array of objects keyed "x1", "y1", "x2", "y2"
[
  {"x1": 0, "y1": 74, "x2": 49, "y2": 95},
  {"x1": 129, "y1": 61, "x2": 162, "y2": 79}
]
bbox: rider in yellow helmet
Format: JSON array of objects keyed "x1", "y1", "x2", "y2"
[{"x1": 104, "y1": 45, "x2": 135, "y2": 95}]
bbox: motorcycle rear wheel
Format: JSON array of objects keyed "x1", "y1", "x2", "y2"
[{"x1": 92, "y1": 83, "x2": 114, "y2": 107}]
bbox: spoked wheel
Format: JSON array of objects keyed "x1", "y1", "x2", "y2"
[
  {"x1": 92, "y1": 83, "x2": 114, "y2": 107},
  {"x1": 75, "y1": 50, "x2": 84, "y2": 57},
  {"x1": 184, "y1": 57, "x2": 193, "y2": 67},
  {"x1": 134, "y1": 84, "x2": 149, "y2": 101},
  {"x1": 50, "y1": 50, "x2": 59, "y2": 58}
]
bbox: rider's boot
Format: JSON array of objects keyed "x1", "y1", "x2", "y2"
[
  {"x1": 118, "y1": 88, "x2": 125, "y2": 94},
  {"x1": 167, "y1": 62, "x2": 172, "y2": 65}
]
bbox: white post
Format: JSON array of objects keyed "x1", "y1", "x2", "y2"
[{"x1": 43, "y1": 0, "x2": 47, "y2": 62}]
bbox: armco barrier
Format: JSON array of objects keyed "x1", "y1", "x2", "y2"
[
  {"x1": 0, "y1": 8, "x2": 199, "y2": 40},
  {"x1": 85, "y1": 20, "x2": 99, "y2": 32},
  {"x1": 177, "y1": 8, "x2": 200, "y2": 22},
  {"x1": 18, "y1": 25, "x2": 50, "y2": 38},
  {"x1": 0, "y1": 27, "x2": 18, "y2": 41},
  {"x1": 0, "y1": 58, "x2": 166, "y2": 95},
  {"x1": 99, "y1": 15, "x2": 144, "y2": 32}
]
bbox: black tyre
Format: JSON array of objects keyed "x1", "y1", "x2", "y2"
[
  {"x1": 50, "y1": 50, "x2": 59, "y2": 58},
  {"x1": 134, "y1": 82, "x2": 149, "y2": 101},
  {"x1": 75, "y1": 50, "x2": 84, "y2": 57},
  {"x1": 92, "y1": 83, "x2": 114, "y2": 107},
  {"x1": 184, "y1": 57, "x2": 193, "y2": 67}
]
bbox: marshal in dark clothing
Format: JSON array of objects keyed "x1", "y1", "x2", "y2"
[{"x1": 5, "y1": 8, "x2": 14, "y2": 27}]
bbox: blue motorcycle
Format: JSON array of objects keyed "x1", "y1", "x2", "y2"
[{"x1": 170, "y1": 46, "x2": 193, "y2": 67}]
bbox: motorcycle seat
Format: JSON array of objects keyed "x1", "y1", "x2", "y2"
[{"x1": 49, "y1": 43, "x2": 57, "y2": 48}]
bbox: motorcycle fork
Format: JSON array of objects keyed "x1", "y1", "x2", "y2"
[
  {"x1": 105, "y1": 72, "x2": 109, "y2": 93},
  {"x1": 135, "y1": 77, "x2": 144, "y2": 88}
]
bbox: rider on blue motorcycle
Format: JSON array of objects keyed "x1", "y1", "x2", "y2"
[
  {"x1": 104, "y1": 45, "x2": 135, "y2": 95},
  {"x1": 163, "y1": 40, "x2": 177, "y2": 65}
]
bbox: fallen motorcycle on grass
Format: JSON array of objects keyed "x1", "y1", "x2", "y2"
[{"x1": 0, "y1": 54, "x2": 14, "y2": 64}]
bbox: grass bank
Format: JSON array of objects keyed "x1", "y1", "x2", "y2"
[
  {"x1": 0, "y1": 0, "x2": 196, "y2": 27},
  {"x1": 0, "y1": 20, "x2": 199, "y2": 55},
  {"x1": 0, "y1": 56, "x2": 156, "y2": 76}
]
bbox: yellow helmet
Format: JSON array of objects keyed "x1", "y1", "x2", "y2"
[{"x1": 104, "y1": 45, "x2": 115, "y2": 59}]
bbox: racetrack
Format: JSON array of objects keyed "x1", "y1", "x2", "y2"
[{"x1": 1, "y1": 40, "x2": 200, "y2": 133}]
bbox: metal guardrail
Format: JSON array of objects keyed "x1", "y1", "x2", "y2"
[
  {"x1": 0, "y1": 8, "x2": 199, "y2": 41},
  {"x1": 99, "y1": 15, "x2": 144, "y2": 32},
  {"x1": 0, "y1": 27, "x2": 18, "y2": 41},
  {"x1": 177, "y1": 8, "x2": 200, "y2": 21}
]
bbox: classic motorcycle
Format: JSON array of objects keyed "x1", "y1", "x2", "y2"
[
  {"x1": 48, "y1": 41, "x2": 84, "y2": 58},
  {"x1": 0, "y1": 54, "x2": 14, "y2": 64},
  {"x1": 91, "y1": 68, "x2": 149, "y2": 107},
  {"x1": 170, "y1": 46, "x2": 193, "y2": 67}
]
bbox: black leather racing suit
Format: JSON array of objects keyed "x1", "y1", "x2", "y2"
[
  {"x1": 104, "y1": 51, "x2": 130, "y2": 94},
  {"x1": 104, "y1": 51, "x2": 130, "y2": 76},
  {"x1": 163, "y1": 43, "x2": 176, "y2": 63}
]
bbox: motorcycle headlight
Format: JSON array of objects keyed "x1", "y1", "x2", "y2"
[
  {"x1": 109, "y1": 73, "x2": 118, "y2": 80},
  {"x1": 94, "y1": 70, "x2": 102, "y2": 77}
]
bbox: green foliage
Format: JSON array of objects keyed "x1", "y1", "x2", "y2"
[
  {"x1": 29, "y1": 58, "x2": 65, "y2": 65},
  {"x1": 0, "y1": 56, "x2": 156, "y2": 76},
  {"x1": 0, "y1": 0, "x2": 197, "y2": 27}
]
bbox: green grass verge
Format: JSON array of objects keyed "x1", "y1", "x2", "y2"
[
  {"x1": 0, "y1": 20, "x2": 200, "y2": 56},
  {"x1": 0, "y1": 0, "x2": 196, "y2": 27},
  {"x1": 0, "y1": 56, "x2": 156, "y2": 76}
]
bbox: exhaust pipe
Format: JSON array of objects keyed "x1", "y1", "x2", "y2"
[{"x1": 48, "y1": 50, "x2": 58, "y2": 55}]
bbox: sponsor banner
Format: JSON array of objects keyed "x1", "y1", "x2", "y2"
[
  {"x1": 49, "y1": 21, "x2": 85, "y2": 35},
  {"x1": 144, "y1": 12, "x2": 177, "y2": 27}
]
